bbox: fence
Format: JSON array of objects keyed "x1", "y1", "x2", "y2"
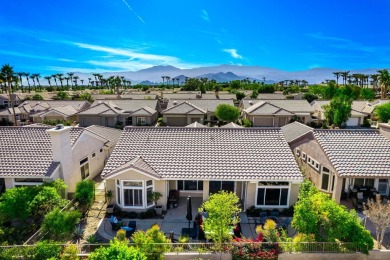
[{"x1": 0, "y1": 242, "x2": 369, "y2": 256}]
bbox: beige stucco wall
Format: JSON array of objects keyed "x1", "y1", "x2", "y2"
[
  {"x1": 78, "y1": 115, "x2": 118, "y2": 127},
  {"x1": 106, "y1": 169, "x2": 167, "y2": 210},
  {"x1": 131, "y1": 113, "x2": 158, "y2": 126},
  {"x1": 163, "y1": 114, "x2": 205, "y2": 126},
  {"x1": 379, "y1": 124, "x2": 390, "y2": 141}
]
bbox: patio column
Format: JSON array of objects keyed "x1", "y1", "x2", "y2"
[
  {"x1": 332, "y1": 175, "x2": 343, "y2": 204},
  {"x1": 202, "y1": 181, "x2": 209, "y2": 201}
]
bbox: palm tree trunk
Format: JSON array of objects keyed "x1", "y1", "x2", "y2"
[{"x1": 7, "y1": 80, "x2": 17, "y2": 125}]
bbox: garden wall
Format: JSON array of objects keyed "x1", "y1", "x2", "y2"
[{"x1": 279, "y1": 250, "x2": 390, "y2": 260}]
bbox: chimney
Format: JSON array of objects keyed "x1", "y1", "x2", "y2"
[{"x1": 46, "y1": 124, "x2": 74, "y2": 191}]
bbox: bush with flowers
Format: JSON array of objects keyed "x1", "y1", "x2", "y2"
[{"x1": 230, "y1": 219, "x2": 281, "y2": 260}]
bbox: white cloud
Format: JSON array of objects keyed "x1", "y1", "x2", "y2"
[
  {"x1": 222, "y1": 48, "x2": 243, "y2": 59},
  {"x1": 200, "y1": 9, "x2": 209, "y2": 21}
]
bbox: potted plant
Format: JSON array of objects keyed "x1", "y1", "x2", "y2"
[
  {"x1": 150, "y1": 191, "x2": 163, "y2": 215},
  {"x1": 105, "y1": 190, "x2": 115, "y2": 214}
]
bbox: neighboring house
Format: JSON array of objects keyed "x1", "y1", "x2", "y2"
[
  {"x1": 258, "y1": 93, "x2": 286, "y2": 100},
  {"x1": 0, "y1": 100, "x2": 90, "y2": 125},
  {"x1": 310, "y1": 100, "x2": 367, "y2": 127},
  {"x1": 91, "y1": 94, "x2": 157, "y2": 100},
  {"x1": 32, "y1": 105, "x2": 78, "y2": 123},
  {"x1": 78, "y1": 99, "x2": 160, "y2": 127},
  {"x1": 185, "y1": 122, "x2": 208, "y2": 128},
  {"x1": 162, "y1": 99, "x2": 235, "y2": 126},
  {"x1": 0, "y1": 94, "x2": 25, "y2": 108},
  {"x1": 221, "y1": 122, "x2": 244, "y2": 128},
  {"x1": 240, "y1": 99, "x2": 314, "y2": 127},
  {"x1": 281, "y1": 121, "x2": 390, "y2": 203},
  {"x1": 102, "y1": 127, "x2": 303, "y2": 212},
  {"x1": 0, "y1": 124, "x2": 122, "y2": 193}
]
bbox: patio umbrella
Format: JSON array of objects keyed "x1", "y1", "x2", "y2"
[{"x1": 186, "y1": 196, "x2": 192, "y2": 230}]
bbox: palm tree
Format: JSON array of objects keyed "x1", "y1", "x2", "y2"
[
  {"x1": 35, "y1": 73, "x2": 41, "y2": 90},
  {"x1": 88, "y1": 78, "x2": 92, "y2": 87},
  {"x1": 378, "y1": 69, "x2": 390, "y2": 99},
  {"x1": 64, "y1": 77, "x2": 70, "y2": 88},
  {"x1": 333, "y1": 72, "x2": 340, "y2": 86},
  {"x1": 44, "y1": 76, "x2": 52, "y2": 87},
  {"x1": 340, "y1": 71, "x2": 349, "y2": 85},
  {"x1": 1, "y1": 64, "x2": 17, "y2": 125},
  {"x1": 80, "y1": 79, "x2": 84, "y2": 86},
  {"x1": 52, "y1": 74, "x2": 58, "y2": 87},
  {"x1": 57, "y1": 74, "x2": 64, "y2": 90},
  {"x1": 67, "y1": 72, "x2": 74, "y2": 88},
  {"x1": 73, "y1": 76, "x2": 79, "y2": 88},
  {"x1": 371, "y1": 74, "x2": 379, "y2": 92},
  {"x1": 30, "y1": 75, "x2": 36, "y2": 91},
  {"x1": 161, "y1": 76, "x2": 165, "y2": 85},
  {"x1": 24, "y1": 72, "x2": 31, "y2": 93},
  {"x1": 16, "y1": 72, "x2": 24, "y2": 92}
]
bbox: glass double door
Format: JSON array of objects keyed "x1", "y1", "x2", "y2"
[{"x1": 209, "y1": 181, "x2": 235, "y2": 194}]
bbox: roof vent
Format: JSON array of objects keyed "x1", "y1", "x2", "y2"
[
  {"x1": 249, "y1": 101, "x2": 253, "y2": 105},
  {"x1": 55, "y1": 124, "x2": 64, "y2": 130},
  {"x1": 98, "y1": 101, "x2": 102, "y2": 104},
  {"x1": 173, "y1": 101, "x2": 177, "y2": 105}
]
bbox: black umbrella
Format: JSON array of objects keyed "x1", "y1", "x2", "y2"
[{"x1": 186, "y1": 196, "x2": 192, "y2": 230}]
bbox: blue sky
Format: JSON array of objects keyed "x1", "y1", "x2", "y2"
[{"x1": 1, "y1": 0, "x2": 389, "y2": 74}]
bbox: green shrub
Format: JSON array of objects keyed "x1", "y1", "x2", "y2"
[
  {"x1": 242, "y1": 118, "x2": 252, "y2": 127},
  {"x1": 89, "y1": 239, "x2": 146, "y2": 260},
  {"x1": 132, "y1": 224, "x2": 170, "y2": 260},
  {"x1": 34, "y1": 241, "x2": 61, "y2": 260},
  {"x1": 375, "y1": 102, "x2": 390, "y2": 123},
  {"x1": 61, "y1": 244, "x2": 79, "y2": 260},
  {"x1": 31, "y1": 94, "x2": 44, "y2": 100},
  {"x1": 42, "y1": 208, "x2": 81, "y2": 241},
  {"x1": 75, "y1": 180, "x2": 95, "y2": 213}
]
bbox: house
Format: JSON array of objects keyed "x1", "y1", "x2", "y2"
[
  {"x1": 0, "y1": 94, "x2": 25, "y2": 108},
  {"x1": 0, "y1": 100, "x2": 90, "y2": 125},
  {"x1": 310, "y1": 100, "x2": 368, "y2": 126},
  {"x1": 240, "y1": 99, "x2": 314, "y2": 127},
  {"x1": 162, "y1": 99, "x2": 235, "y2": 126},
  {"x1": 281, "y1": 121, "x2": 390, "y2": 203},
  {"x1": 90, "y1": 94, "x2": 157, "y2": 100},
  {"x1": 0, "y1": 124, "x2": 122, "y2": 193},
  {"x1": 78, "y1": 99, "x2": 160, "y2": 127},
  {"x1": 102, "y1": 127, "x2": 303, "y2": 211}
]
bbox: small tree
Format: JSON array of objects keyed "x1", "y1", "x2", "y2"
[
  {"x1": 199, "y1": 191, "x2": 241, "y2": 244},
  {"x1": 55, "y1": 91, "x2": 70, "y2": 100},
  {"x1": 375, "y1": 102, "x2": 390, "y2": 123},
  {"x1": 215, "y1": 104, "x2": 240, "y2": 123},
  {"x1": 322, "y1": 96, "x2": 352, "y2": 127},
  {"x1": 34, "y1": 241, "x2": 62, "y2": 260},
  {"x1": 29, "y1": 186, "x2": 67, "y2": 218},
  {"x1": 150, "y1": 191, "x2": 162, "y2": 205},
  {"x1": 75, "y1": 180, "x2": 95, "y2": 213},
  {"x1": 364, "y1": 195, "x2": 390, "y2": 249},
  {"x1": 42, "y1": 208, "x2": 81, "y2": 240},
  {"x1": 89, "y1": 239, "x2": 147, "y2": 260},
  {"x1": 61, "y1": 244, "x2": 79, "y2": 260}
]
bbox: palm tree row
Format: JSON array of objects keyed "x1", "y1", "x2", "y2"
[{"x1": 278, "y1": 79, "x2": 308, "y2": 88}]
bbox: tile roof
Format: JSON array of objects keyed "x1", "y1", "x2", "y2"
[
  {"x1": 162, "y1": 93, "x2": 200, "y2": 100},
  {"x1": 165, "y1": 99, "x2": 235, "y2": 113},
  {"x1": 77, "y1": 102, "x2": 124, "y2": 115},
  {"x1": 102, "y1": 127, "x2": 303, "y2": 181},
  {"x1": 90, "y1": 99, "x2": 158, "y2": 113},
  {"x1": 313, "y1": 129, "x2": 390, "y2": 177},
  {"x1": 0, "y1": 126, "x2": 59, "y2": 177},
  {"x1": 244, "y1": 101, "x2": 294, "y2": 116},
  {"x1": 20, "y1": 100, "x2": 90, "y2": 112},
  {"x1": 131, "y1": 106, "x2": 157, "y2": 116},
  {"x1": 201, "y1": 94, "x2": 236, "y2": 99},
  {"x1": 258, "y1": 93, "x2": 286, "y2": 100},
  {"x1": 220, "y1": 122, "x2": 244, "y2": 128},
  {"x1": 85, "y1": 125, "x2": 122, "y2": 147},
  {"x1": 281, "y1": 121, "x2": 313, "y2": 143},
  {"x1": 242, "y1": 99, "x2": 314, "y2": 113},
  {"x1": 162, "y1": 101, "x2": 207, "y2": 114},
  {"x1": 185, "y1": 122, "x2": 208, "y2": 128}
]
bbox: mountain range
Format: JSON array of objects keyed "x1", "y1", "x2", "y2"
[{"x1": 72, "y1": 65, "x2": 386, "y2": 85}]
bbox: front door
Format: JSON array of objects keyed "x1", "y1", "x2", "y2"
[{"x1": 209, "y1": 181, "x2": 235, "y2": 194}]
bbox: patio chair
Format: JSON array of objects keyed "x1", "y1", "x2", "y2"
[
  {"x1": 168, "y1": 190, "x2": 180, "y2": 209},
  {"x1": 126, "y1": 221, "x2": 136, "y2": 238},
  {"x1": 109, "y1": 215, "x2": 123, "y2": 231},
  {"x1": 271, "y1": 211, "x2": 279, "y2": 218},
  {"x1": 357, "y1": 192, "x2": 366, "y2": 204}
]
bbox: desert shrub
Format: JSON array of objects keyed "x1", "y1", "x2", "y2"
[{"x1": 61, "y1": 244, "x2": 79, "y2": 260}]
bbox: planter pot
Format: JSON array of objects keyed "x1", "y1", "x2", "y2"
[
  {"x1": 155, "y1": 205, "x2": 163, "y2": 216},
  {"x1": 107, "y1": 204, "x2": 115, "y2": 214}
]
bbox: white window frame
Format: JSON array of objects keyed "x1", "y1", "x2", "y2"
[
  {"x1": 116, "y1": 180, "x2": 154, "y2": 209},
  {"x1": 295, "y1": 148, "x2": 300, "y2": 157},
  {"x1": 13, "y1": 178, "x2": 44, "y2": 187},
  {"x1": 302, "y1": 152, "x2": 306, "y2": 161},
  {"x1": 177, "y1": 180, "x2": 203, "y2": 192},
  {"x1": 80, "y1": 157, "x2": 90, "y2": 180},
  {"x1": 92, "y1": 152, "x2": 96, "y2": 158},
  {"x1": 378, "y1": 179, "x2": 389, "y2": 195},
  {"x1": 255, "y1": 182, "x2": 291, "y2": 209},
  {"x1": 320, "y1": 166, "x2": 335, "y2": 192},
  {"x1": 307, "y1": 156, "x2": 320, "y2": 171},
  {"x1": 353, "y1": 178, "x2": 375, "y2": 187},
  {"x1": 137, "y1": 117, "x2": 146, "y2": 125}
]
